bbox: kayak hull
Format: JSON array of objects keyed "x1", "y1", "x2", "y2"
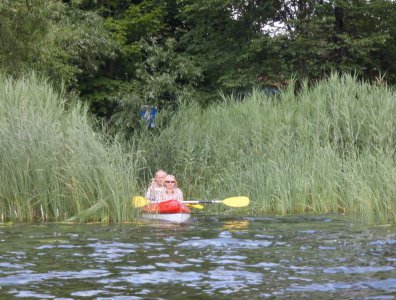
[
  {"x1": 141, "y1": 212, "x2": 191, "y2": 223},
  {"x1": 141, "y1": 199, "x2": 191, "y2": 223}
]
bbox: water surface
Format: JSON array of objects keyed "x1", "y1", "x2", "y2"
[{"x1": 1, "y1": 215, "x2": 395, "y2": 299}]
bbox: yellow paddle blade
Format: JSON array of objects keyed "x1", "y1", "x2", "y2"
[
  {"x1": 186, "y1": 203, "x2": 204, "y2": 209},
  {"x1": 133, "y1": 196, "x2": 148, "y2": 208},
  {"x1": 222, "y1": 196, "x2": 249, "y2": 207}
]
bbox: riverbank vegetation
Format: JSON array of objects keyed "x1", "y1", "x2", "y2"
[
  {"x1": 0, "y1": 73, "x2": 140, "y2": 222},
  {"x1": 135, "y1": 73, "x2": 396, "y2": 224},
  {"x1": 1, "y1": 72, "x2": 395, "y2": 224},
  {"x1": 1, "y1": 1, "x2": 396, "y2": 224}
]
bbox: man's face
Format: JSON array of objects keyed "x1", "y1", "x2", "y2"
[{"x1": 155, "y1": 172, "x2": 167, "y2": 186}]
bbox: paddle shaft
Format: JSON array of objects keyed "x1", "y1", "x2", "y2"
[{"x1": 183, "y1": 200, "x2": 222, "y2": 204}]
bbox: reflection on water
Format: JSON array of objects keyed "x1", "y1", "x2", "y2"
[
  {"x1": 222, "y1": 220, "x2": 250, "y2": 230},
  {"x1": 0, "y1": 215, "x2": 395, "y2": 299}
]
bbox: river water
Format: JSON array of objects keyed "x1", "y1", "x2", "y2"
[{"x1": 1, "y1": 215, "x2": 395, "y2": 299}]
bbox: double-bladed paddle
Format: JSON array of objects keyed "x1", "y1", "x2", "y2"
[{"x1": 132, "y1": 196, "x2": 249, "y2": 208}]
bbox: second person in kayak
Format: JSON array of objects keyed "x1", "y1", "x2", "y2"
[
  {"x1": 158, "y1": 174, "x2": 184, "y2": 202},
  {"x1": 145, "y1": 169, "x2": 167, "y2": 202}
]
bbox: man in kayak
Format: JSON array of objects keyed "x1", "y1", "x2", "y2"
[
  {"x1": 157, "y1": 174, "x2": 184, "y2": 202},
  {"x1": 145, "y1": 169, "x2": 167, "y2": 202}
]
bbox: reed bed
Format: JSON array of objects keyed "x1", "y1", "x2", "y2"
[
  {"x1": 0, "y1": 72, "x2": 140, "y2": 222},
  {"x1": 136, "y1": 74, "x2": 396, "y2": 223},
  {"x1": 1, "y1": 72, "x2": 395, "y2": 224}
]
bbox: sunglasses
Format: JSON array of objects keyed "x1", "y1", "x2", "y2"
[{"x1": 165, "y1": 181, "x2": 175, "y2": 183}]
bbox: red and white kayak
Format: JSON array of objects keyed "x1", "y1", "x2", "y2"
[{"x1": 141, "y1": 199, "x2": 191, "y2": 223}]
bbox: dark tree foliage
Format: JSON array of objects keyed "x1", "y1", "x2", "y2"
[
  {"x1": 178, "y1": 0, "x2": 284, "y2": 96},
  {"x1": 274, "y1": 0, "x2": 392, "y2": 82},
  {"x1": 73, "y1": 0, "x2": 203, "y2": 136},
  {"x1": 0, "y1": 0, "x2": 115, "y2": 89},
  {"x1": 1, "y1": 0, "x2": 395, "y2": 136}
]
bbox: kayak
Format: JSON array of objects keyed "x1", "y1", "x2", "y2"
[{"x1": 141, "y1": 199, "x2": 191, "y2": 223}]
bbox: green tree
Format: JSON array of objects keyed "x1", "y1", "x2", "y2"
[
  {"x1": 275, "y1": 0, "x2": 392, "y2": 82},
  {"x1": 372, "y1": 0, "x2": 396, "y2": 84},
  {"x1": 77, "y1": 0, "x2": 169, "y2": 106},
  {"x1": 179, "y1": 0, "x2": 283, "y2": 95},
  {"x1": 76, "y1": 0, "x2": 203, "y2": 135},
  {"x1": 0, "y1": 0, "x2": 115, "y2": 89},
  {"x1": 0, "y1": 0, "x2": 58, "y2": 76}
]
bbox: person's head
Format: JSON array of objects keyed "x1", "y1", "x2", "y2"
[
  {"x1": 164, "y1": 174, "x2": 177, "y2": 190},
  {"x1": 154, "y1": 169, "x2": 167, "y2": 187}
]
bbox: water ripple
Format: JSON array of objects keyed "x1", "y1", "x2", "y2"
[
  {"x1": 155, "y1": 262, "x2": 193, "y2": 268},
  {"x1": 364, "y1": 278, "x2": 396, "y2": 292},
  {"x1": 178, "y1": 237, "x2": 272, "y2": 249},
  {"x1": 0, "y1": 217, "x2": 395, "y2": 299},
  {"x1": 99, "y1": 270, "x2": 203, "y2": 285},
  {"x1": 11, "y1": 290, "x2": 54, "y2": 299},
  {"x1": 323, "y1": 266, "x2": 395, "y2": 274},
  {"x1": 287, "y1": 281, "x2": 357, "y2": 292},
  {"x1": 370, "y1": 239, "x2": 396, "y2": 246},
  {"x1": 288, "y1": 278, "x2": 396, "y2": 294},
  {"x1": 0, "y1": 269, "x2": 110, "y2": 286}
]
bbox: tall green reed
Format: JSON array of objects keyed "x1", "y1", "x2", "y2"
[
  {"x1": 0, "y1": 72, "x2": 140, "y2": 222},
  {"x1": 135, "y1": 73, "x2": 396, "y2": 223}
]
